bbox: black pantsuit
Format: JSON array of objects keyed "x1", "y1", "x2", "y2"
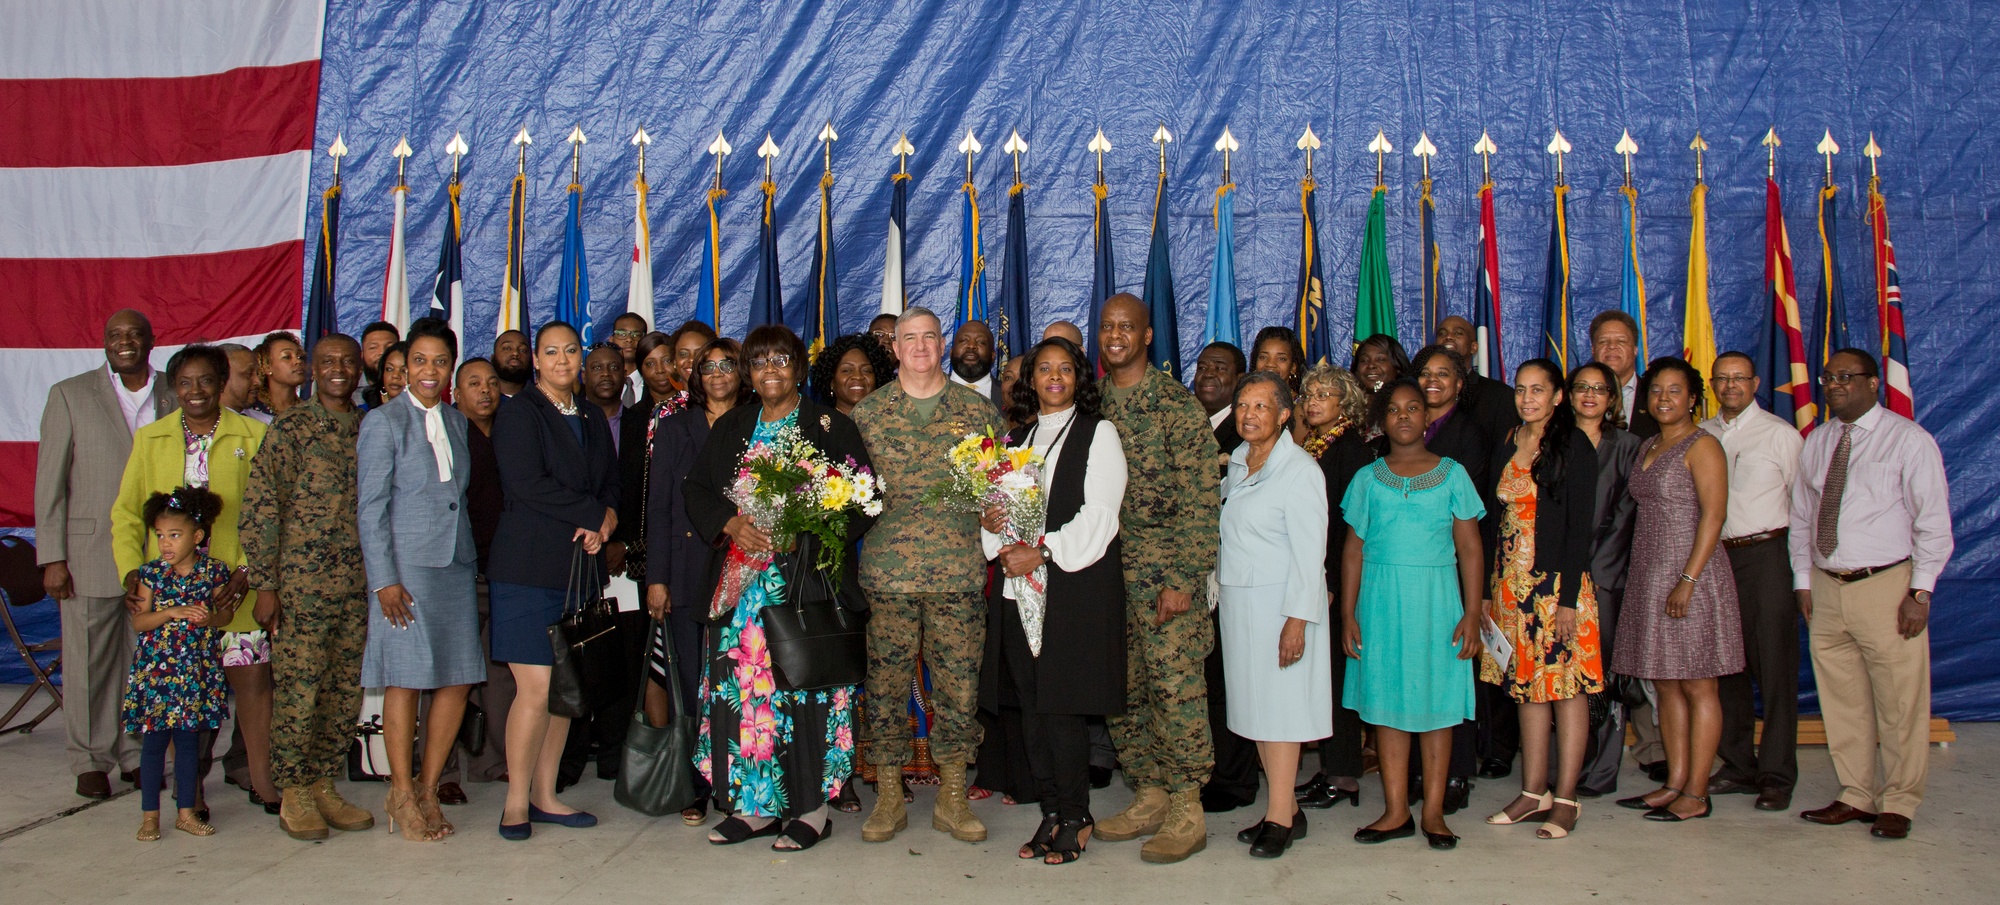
[{"x1": 1716, "y1": 534, "x2": 1800, "y2": 791}]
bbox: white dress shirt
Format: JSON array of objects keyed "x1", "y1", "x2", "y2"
[
  {"x1": 109, "y1": 364, "x2": 158, "y2": 435},
  {"x1": 1209, "y1": 405, "x2": 1232, "y2": 431},
  {"x1": 1701, "y1": 400, "x2": 1802, "y2": 538},
  {"x1": 981, "y1": 407, "x2": 1127, "y2": 601},
  {"x1": 411, "y1": 395, "x2": 456, "y2": 482},
  {"x1": 1620, "y1": 373, "x2": 1639, "y2": 426},
  {"x1": 951, "y1": 371, "x2": 994, "y2": 403},
  {"x1": 1788, "y1": 404, "x2": 1954, "y2": 591}
]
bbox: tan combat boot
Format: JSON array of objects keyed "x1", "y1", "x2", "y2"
[
  {"x1": 1139, "y1": 788, "x2": 1207, "y2": 863},
  {"x1": 1094, "y1": 785, "x2": 1169, "y2": 841},
  {"x1": 931, "y1": 761, "x2": 987, "y2": 842},
  {"x1": 862, "y1": 765, "x2": 908, "y2": 842},
  {"x1": 310, "y1": 777, "x2": 376, "y2": 832},
  {"x1": 279, "y1": 786, "x2": 329, "y2": 841}
]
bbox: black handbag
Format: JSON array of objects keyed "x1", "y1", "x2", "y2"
[
  {"x1": 547, "y1": 542, "x2": 619, "y2": 719},
  {"x1": 457, "y1": 700, "x2": 487, "y2": 756},
  {"x1": 760, "y1": 534, "x2": 870, "y2": 691},
  {"x1": 613, "y1": 617, "x2": 699, "y2": 816}
]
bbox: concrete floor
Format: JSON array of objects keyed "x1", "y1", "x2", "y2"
[{"x1": 2, "y1": 683, "x2": 1993, "y2": 904}]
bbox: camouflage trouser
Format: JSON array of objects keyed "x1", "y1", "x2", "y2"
[
  {"x1": 269, "y1": 594, "x2": 367, "y2": 789},
  {"x1": 1106, "y1": 572, "x2": 1215, "y2": 793},
  {"x1": 862, "y1": 589, "x2": 986, "y2": 767}
]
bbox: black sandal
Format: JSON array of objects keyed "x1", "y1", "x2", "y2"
[
  {"x1": 1019, "y1": 812, "x2": 1060, "y2": 859},
  {"x1": 707, "y1": 815, "x2": 783, "y2": 845},
  {"x1": 831, "y1": 782, "x2": 863, "y2": 814},
  {"x1": 773, "y1": 816, "x2": 832, "y2": 851},
  {"x1": 1044, "y1": 816, "x2": 1093, "y2": 865}
]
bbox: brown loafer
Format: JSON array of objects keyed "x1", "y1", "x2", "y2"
[
  {"x1": 1800, "y1": 801, "x2": 1878, "y2": 825},
  {"x1": 76, "y1": 771, "x2": 112, "y2": 800},
  {"x1": 1870, "y1": 813, "x2": 1912, "y2": 839},
  {"x1": 436, "y1": 782, "x2": 468, "y2": 806}
]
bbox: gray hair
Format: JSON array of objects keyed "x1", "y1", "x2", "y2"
[
  {"x1": 897, "y1": 306, "x2": 941, "y2": 331},
  {"x1": 1233, "y1": 370, "x2": 1295, "y2": 413}
]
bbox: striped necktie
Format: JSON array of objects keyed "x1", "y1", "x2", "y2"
[{"x1": 1815, "y1": 423, "x2": 1853, "y2": 558}]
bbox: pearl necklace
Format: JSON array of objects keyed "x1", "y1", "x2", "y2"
[{"x1": 539, "y1": 383, "x2": 577, "y2": 416}]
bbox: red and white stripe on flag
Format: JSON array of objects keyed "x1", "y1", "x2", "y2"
[{"x1": 0, "y1": 0, "x2": 325, "y2": 525}]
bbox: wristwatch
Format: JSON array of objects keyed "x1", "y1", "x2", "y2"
[
  {"x1": 1912, "y1": 589, "x2": 1932, "y2": 605},
  {"x1": 1036, "y1": 543, "x2": 1053, "y2": 564}
]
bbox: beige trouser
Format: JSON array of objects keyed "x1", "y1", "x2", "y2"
[
  {"x1": 1809, "y1": 562, "x2": 1929, "y2": 818},
  {"x1": 61, "y1": 594, "x2": 137, "y2": 776}
]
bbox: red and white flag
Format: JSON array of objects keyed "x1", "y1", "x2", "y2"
[{"x1": 0, "y1": 0, "x2": 324, "y2": 525}]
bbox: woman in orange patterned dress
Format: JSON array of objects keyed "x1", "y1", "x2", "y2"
[{"x1": 1477, "y1": 359, "x2": 1603, "y2": 839}]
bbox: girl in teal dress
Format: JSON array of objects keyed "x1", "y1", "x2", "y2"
[
  {"x1": 124, "y1": 486, "x2": 231, "y2": 842},
  {"x1": 1339, "y1": 380, "x2": 1487, "y2": 850}
]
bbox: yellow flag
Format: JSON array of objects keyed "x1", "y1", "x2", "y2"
[{"x1": 1682, "y1": 182, "x2": 1718, "y2": 413}]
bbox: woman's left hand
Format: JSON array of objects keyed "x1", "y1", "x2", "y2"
[
  {"x1": 573, "y1": 527, "x2": 605, "y2": 555},
  {"x1": 1553, "y1": 607, "x2": 1578, "y2": 644},
  {"x1": 997, "y1": 543, "x2": 1042, "y2": 578},
  {"x1": 212, "y1": 568, "x2": 249, "y2": 611},
  {"x1": 1665, "y1": 581, "x2": 1694, "y2": 619},
  {"x1": 980, "y1": 503, "x2": 1008, "y2": 535},
  {"x1": 1453, "y1": 613, "x2": 1484, "y2": 661},
  {"x1": 1278, "y1": 617, "x2": 1306, "y2": 668}
]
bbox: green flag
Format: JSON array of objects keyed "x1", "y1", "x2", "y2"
[{"x1": 1354, "y1": 185, "x2": 1396, "y2": 346}]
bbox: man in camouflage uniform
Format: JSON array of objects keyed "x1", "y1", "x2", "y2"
[
  {"x1": 852, "y1": 307, "x2": 1003, "y2": 844},
  {"x1": 1092, "y1": 294, "x2": 1221, "y2": 863},
  {"x1": 240, "y1": 335, "x2": 375, "y2": 841}
]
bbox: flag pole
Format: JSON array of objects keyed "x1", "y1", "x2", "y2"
[
  {"x1": 1298, "y1": 123, "x2": 1319, "y2": 181},
  {"x1": 1691, "y1": 132, "x2": 1709, "y2": 185},
  {"x1": 393, "y1": 135, "x2": 411, "y2": 188},
  {"x1": 1153, "y1": 123, "x2": 1171, "y2": 176},
  {"x1": 1547, "y1": 129, "x2": 1570, "y2": 186},
  {"x1": 1006, "y1": 129, "x2": 1026, "y2": 187},
  {"x1": 1817, "y1": 130, "x2": 1840, "y2": 188},
  {"x1": 567, "y1": 125, "x2": 587, "y2": 186},
  {"x1": 514, "y1": 126, "x2": 531, "y2": 176},
  {"x1": 1368, "y1": 129, "x2": 1391, "y2": 187},
  {"x1": 1218, "y1": 126, "x2": 1236, "y2": 184},
  {"x1": 709, "y1": 131, "x2": 731, "y2": 192},
  {"x1": 633, "y1": 125, "x2": 649, "y2": 182},
  {"x1": 1089, "y1": 128, "x2": 1110, "y2": 187},
  {"x1": 1475, "y1": 130, "x2": 1495, "y2": 184},
  {"x1": 1618, "y1": 129, "x2": 1637, "y2": 189},
  {"x1": 330, "y1": 133, "x2": 347, "y2": 186},
  {"x1": 1764, "y1": 127, "x2": 1781, "y2": 178},
  {"x1": 894, "y1": 132, "x2": 912, "y2": 177},
  {"x1": 447, "y1": 131, "x2": 466, "y2": 184}
]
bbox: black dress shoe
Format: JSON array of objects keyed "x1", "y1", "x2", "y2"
[
  {"x1": 1295, "y1": 773, "x2": 1329, "y2": 800},
  {"x1": 1248, "y1": 810, "x2": 1306, "y2": 858},
  {"x1": 596, "y1": 759, "x2": 619, "y2": 781},
  {"x1": 1644, "y1": 793, "x2": 1711, "y2": 821},
  {"x1": 1476, "y1": 757, "x2": 1512, "y2": 779},
  {"x1": 1201, "y1": 786, "x2": 1255, "y2": 813},
  {"x1": 1088, "y1": 765, "x2": 1113, "y2": 790},
  {"x1": 1706, "y1": 776, "x2": 1758, "y2": 795},
  {"x1": 1298, "y1": 783, "x2": 1362, "y2": 809},
  {"x1": 1236, "y1": 819, "x2": 1269, "y2": 844},
  {"x1": 76, "y1": 771, "x2": 111, "y2": 800},
  {"x1": 1353, "y1": 817, "x2": 1415, "y2": 844},
  {"x1": 1425, "y1": 828, "x2": 1459, "y2": 850},
  {"x1": 1640, "y1": 760, "x2": 1669, "y2": 783},
  {"x1": 1617, "y1": 788, "x2": 1679, "y2": 810},
  {"x1": 1755, "y1": 786, "x2": 1792, "y2": 812},
  {"x1": 1575, "y1": 784, "x2": 1609, "y2": 799},
  {"x1": 120, "y1": 769, "x2": 141, "y2": 786},
  {"x1": 1442, "y1": 777, "x2": 1472, "y2": 815}
]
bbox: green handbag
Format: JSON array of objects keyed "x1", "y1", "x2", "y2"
[{"x1": 612, "y1": 616, "x2": 700, "y2": 816}]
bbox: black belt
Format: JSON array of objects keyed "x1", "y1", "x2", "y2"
[
  {"x1": 1822, "y1": 558, "x2": 1911, "y2": 584},
  {"x1": 1722, "y1": 528, "x2": 1786, "y2": 549}
]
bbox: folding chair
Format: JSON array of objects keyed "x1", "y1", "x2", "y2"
[{"x1": 0, "y1": 535, "x2": 63, "y2": 734}]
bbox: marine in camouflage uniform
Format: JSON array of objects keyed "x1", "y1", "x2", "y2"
[
  {"x1": 240, "y1": 397, "x2": 373, "y2": 836},
  {"x1": 1094, "y1": 306, "x2": 1221, "y2": 862},
  {"x1": 851, "y1": 375, "x2": 1001, "y2": 842}
]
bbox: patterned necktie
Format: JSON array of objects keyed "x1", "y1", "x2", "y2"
[{"x1": 1815, "y1": 423, "x2": 1853, "y2": 557}]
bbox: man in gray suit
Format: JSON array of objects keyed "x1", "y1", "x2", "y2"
[{"x1": 36, "y1": 309, "x2": 174, "y2": 799}]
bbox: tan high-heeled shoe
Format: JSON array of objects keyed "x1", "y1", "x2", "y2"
[
  {"x1": 384, "y1": 788, "x2": 435, "y2": 841},
  {"x1": 1537, "y1": 797, "x2": 1581, "y2": 839},
  {"x1": 415, "y1": 785, "x2": 454, "y2": 838}
]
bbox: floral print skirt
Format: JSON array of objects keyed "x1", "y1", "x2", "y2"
[{"x1": 695, "y1": 563, "x2": 857, "y2": 819}]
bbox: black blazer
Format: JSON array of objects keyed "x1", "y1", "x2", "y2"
[
  {"x1": 644, "y1": 406, "x2": 719, "y2": 620},
  {"x1": 1426, "y1": 408, "x2": 1495, "y2": 575},
  {"x1": 1588, "y1": 426, "x2": 1643, "y2": 592},
  {"x1": 980, "y1": 413, "x2": 1127, "y2": 717},
  {"x1": 1317, "y1": 430, "x2": 1377, "y2": 591},
  {"x1": 613, "y1": 401, "x2": 654, "y2": 573},
  {"x1": 1461, "y1": 371, "x2": 1522, "y2": 445},
  {"x1": 1484, "y1": 427, "x2": 1600, "y2": 610},
  {"x1": 488, "y1": 387, "x2": 621, "y2": 590},
  {"x1": 683, "y1": 397, "x2": 876, "y2": 617}
]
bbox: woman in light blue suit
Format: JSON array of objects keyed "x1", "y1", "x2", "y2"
[
  {"x1": 1217, "y1": 372, "x2": 1331, "y2": 859},
  {"x1": 357, "y1": 318, "x2": 483, "y2": 842}
]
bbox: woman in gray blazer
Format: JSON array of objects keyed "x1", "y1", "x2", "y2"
[{"x1": 357, "y1": 318, "x2": 483, "y2": 842}]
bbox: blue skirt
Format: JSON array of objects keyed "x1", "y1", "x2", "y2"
[
  {"x1": 361, "y1": 560, "x2": 484, "y2": 689},
  {"x1": 488, "y1": 581, "x2": 567, "y2": 666}
]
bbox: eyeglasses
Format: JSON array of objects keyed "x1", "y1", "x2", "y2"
[
  {"x1": 1301, "y1": 390, "x2": 1341, "y2": 401},
  {"x1": 1571, "y1": 383, "x2": 1611, "y2": 395},
  {"x1": 610, "y1": 329, "x2": 643, "y2": 340},
  {"x1": 698, "y1": 359, "x2": 738, "y2": 375},
  {"x1": 747, "y1": 354, "x2": 793, "y2": 371},
  {"x1": 1819, "y1": 371, "x2": 1869, "y2": 386},
  {"x1": 1712, "y1": 375, "x2": 1756, "y2": 385}
]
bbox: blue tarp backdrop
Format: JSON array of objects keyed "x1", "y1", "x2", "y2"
[{"x1": 300, "y1": 0, "x2": 2000, "y2": 718}]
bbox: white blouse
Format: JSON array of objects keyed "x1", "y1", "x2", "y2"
[{"x1": 981, "y1": 406, "x2": 1128, "y2": 601}]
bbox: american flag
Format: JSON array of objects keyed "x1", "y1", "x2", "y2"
[
  {"x1": 1869, "y1": 176, "x2": 1915, "y2": 418},
  {"x1": 0, "y1": 0, "x2": 324, "y2": 525}
]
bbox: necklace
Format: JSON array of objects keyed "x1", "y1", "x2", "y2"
[{"x1": 539, "y1": 383, "x2": 577, "y2": 416}]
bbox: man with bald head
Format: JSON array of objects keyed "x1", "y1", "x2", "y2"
[
  {"x1": 1434, "y1": 315, "x2": 1518, "y2": 442},
  {"x1": 1091, "y1": 293, "x2": 1220, "y2": 864},
  {"x1": 1043, "y1": 320, "x2": 1085, "y2": 347},
  {"x1": 37, "y1": 309, "x2": 175, "y2": 799}
]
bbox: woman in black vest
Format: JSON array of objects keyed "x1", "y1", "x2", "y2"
[{"x1": 978, "y1": 336, "x2": 1128, "y2": 865}]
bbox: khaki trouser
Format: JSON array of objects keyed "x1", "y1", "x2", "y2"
[
  {"x1": 1809, "y1": 562, "x2": 1929, "y2": 818},
  {"x1": 60, "y1": 595, "x2": 137, "y2": 776}
]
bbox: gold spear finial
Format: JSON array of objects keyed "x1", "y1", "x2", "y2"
[{"x1": 1690, "y1": 132, "x2": 1709, "y2": 185}]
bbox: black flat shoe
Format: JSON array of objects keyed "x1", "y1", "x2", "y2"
[
  {"x1": 1248, "y1": 810, "x2": 1306, "y2": 858},
  {"x1": 1236, "y1": 819, "x2": 1269, "y2": 844},
  {"x1": 1644, "y1": 794, "x2": 1712, "y2": 821},
  {"x1": 1088, "y1": 766, "x2": 1113, "y2": 790},
  {"x1": 248, "y1": 790, "x2": 281, "y2": 815},
  {"x1": 1617, "y1": 788, "x2": 1681, "y2": 810},
  {"x1": 1640, "y1": 760, "x2": 1669, "y2": 783},
  {"x1": 1354, "y1": 818, "x2": 1415, "y2": 844},
  {"x1": 1425, "y1": 829, "x2": 1460, "y2": 850},
  {"x1": 707, "y1": 815, "x2": 784, "y2": 845},
  {"x1": 1201, "y1": 786, "x2": 1256, "y2": 813},
  {"x1": 1442, "y1": 777, "x2": 1472, "y2": 815},
  {"x1": 1476, "y1": 757, "x2": 1513, "y2": 779}
]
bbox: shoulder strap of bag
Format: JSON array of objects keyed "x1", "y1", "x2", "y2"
[{"x1": 634, "y1": 616, "x2": 683, "y2": 718}]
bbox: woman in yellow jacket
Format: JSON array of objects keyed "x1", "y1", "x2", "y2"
[{"x1": 112, "y1": 344, "x2": 270, "y2": 813}]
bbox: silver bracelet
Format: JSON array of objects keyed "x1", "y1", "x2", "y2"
[{"x1": 1679, "y1": 572, "x2": 1697, "y2": 584}]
